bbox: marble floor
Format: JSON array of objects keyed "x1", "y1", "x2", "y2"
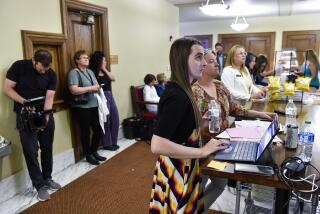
[
  {"x1": 0, "y1": 138, "x2": 136, "y2": 214},
  {"x1": 0, "y1": 138, "x2": 318, "y2": 214}
]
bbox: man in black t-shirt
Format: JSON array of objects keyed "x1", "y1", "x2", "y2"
[{"x1": 3, "y1": 49, "x2": 61, "y2": 201}]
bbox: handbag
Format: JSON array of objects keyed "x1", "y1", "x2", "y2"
[{"x1": 62, "y1": 69, "x2": 92, "y2": 105}]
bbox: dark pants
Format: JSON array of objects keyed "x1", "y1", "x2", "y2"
[
  {"x1": 101, "y1": 91, "x2": 119, "y2": 147},
  {"x1": 18, "y1": 115, "x2": 55, "y2": 190},
  {"x1": 73, "y1": 107, "x2": 103, "y2": 155}
]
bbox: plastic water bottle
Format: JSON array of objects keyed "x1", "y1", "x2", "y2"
[
  {"x1": 300, "y1": 121, "x2": 315, "y2": 162},
  {"x1": 285, "y1": 99, "x2": 297, "y2": 132},
  {"x1": 208, "y1": 100, "x2": 220, "y2": 134}
]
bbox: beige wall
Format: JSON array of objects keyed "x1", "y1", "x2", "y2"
[
  {"x1": 180, "y1": 13, "x2": 320, "y2": 51},
  {"x1": 0, "y1": 0, "x2": 179, "y2": 179}
]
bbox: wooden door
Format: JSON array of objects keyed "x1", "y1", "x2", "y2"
[
  {"x1": 219, "y1": 36, "x2": 245, "y2": 56},
  {"x1": 218, "y1": 32, "x2": 275, "y2": 68},
  {"x1": 186, "y1": 35, "x2": 213, "y2": 49},
  {"x1": 61, "y1": 0, "x2": 110, "y2": 161},
  {"x1": 282, "y1": 30, "x2": 320, "y2": 65},
  {"x1": 66, "y1": 12, "x2": 104, "y2": 66}
]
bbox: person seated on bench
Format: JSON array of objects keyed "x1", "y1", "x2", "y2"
[
  {"x1": 155, "y1": 73, "x2": 167, "y2": 97},
  {"x1": 143, "y1": 74, "x2": 160, "y2": 113}
]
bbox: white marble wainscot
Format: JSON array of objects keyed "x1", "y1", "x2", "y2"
[
  {"x1": 0, "y1": 148, "x2": 74, "y2": 205},
  {"x1": 0, "y1": 138, "x2": 136, "y2": 214}
]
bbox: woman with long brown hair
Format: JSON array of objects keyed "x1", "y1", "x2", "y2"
[
  {"x1": 89, "y1": 51, "x2": 120, "y2": 151},
  {"x1": 149, "y1": 38, "x2": 228, "y2": 213},
  {"x1": 300, "y1": 49, "x2": 320, "y2": 89}
]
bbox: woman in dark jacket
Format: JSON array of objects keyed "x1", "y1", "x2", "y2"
[{"x1": 89, "y1": 51, "x2": 120, "y2": 151}]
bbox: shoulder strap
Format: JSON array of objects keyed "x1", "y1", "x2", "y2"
[
  {"x1": 75, "y1": 69, "x2": 84, "y2": 87},
  {"x1": 76, "y1": 68, "x2": 94, "y2": 86},
  {"x1": 86, "y1": 70, "x2": 94, "y2": 85}
]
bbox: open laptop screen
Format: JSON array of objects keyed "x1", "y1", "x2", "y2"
[{"x1": 256, "y1": 118, "x2": 278, "y2": 160}]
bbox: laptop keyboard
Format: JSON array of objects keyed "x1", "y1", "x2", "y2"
[{"x1": 231, "y1": 141, "x2": 256, "y2": 161}]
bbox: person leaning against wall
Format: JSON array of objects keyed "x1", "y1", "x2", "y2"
[
  {"x1": 3, "y1": 49, "x2": 61, "y2": 202},
  {"x1": 89, "y1": 51, "x2": 120, "y2": 151},
  {"x1": 149, "y1": 37, "x2": 228, "y2": 213},
  {"x1": 68, "y1": 50, "x2": 106, "y2": 165}
]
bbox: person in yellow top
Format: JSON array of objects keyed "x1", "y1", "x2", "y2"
[{"x1": 221, "y1": 45, "x2": 265, "y2": 102}]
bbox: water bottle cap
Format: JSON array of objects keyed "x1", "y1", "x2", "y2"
[
  {"x1": 305, "y1": 121, "x2": 311, "y2": 124},
  {"x1": 289, "y1": 99, "x2": 294, "y2": 103}
]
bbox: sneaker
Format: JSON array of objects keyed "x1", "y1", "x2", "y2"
[
  {"x1": 92, "y1": 152, "x2": 107, "y2": 161},
  {"x1": 37, "y1": 186, "x2": 51, "y2": 201},
  {"x1": 103, "y1": 145, "x2": 117, "y2": 151},
  {"x1": 44, "y1": 179, "x2": 61, "y2": 190},
  {"x1": 86, "y1": 154, "x2": 100, "y2": 165}
]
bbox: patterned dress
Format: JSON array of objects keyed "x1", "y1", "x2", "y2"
[
  {"x1": 192, "y1": 80, "x2": 247, "y2": 139},
  {"x1": 149, "y1": 130, "x2": 204, "y2": 214},
  {"x1": 149, "y1": 82, "x2": 204, "y2": 214}
]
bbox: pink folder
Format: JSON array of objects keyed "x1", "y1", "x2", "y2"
[{"x1": 226, "y1": 127, "x2": 267, "y2": 140}]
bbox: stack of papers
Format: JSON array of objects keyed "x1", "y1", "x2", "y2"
[
  {"x1": 226, "y1": 127, "x2": 266, "y2": 140},
  {"x1": 235, "y1": 120, "x2": 270, "y2": 128},
  {"x1": 216, "y1": 119, "x2": 282, "y2": 143}
]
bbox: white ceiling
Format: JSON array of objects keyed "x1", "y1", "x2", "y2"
[{"x1": 166, "y1": 0, "x2": 320, "y2": 22}]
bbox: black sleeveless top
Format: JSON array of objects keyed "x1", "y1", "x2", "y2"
[{"x1": 96, "y1": 74, "x2": 111, "y2": 91}]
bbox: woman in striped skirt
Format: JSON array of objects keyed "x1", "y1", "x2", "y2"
[{"x1": 149, "y1": 37, "x2": 228, "y2": 214}]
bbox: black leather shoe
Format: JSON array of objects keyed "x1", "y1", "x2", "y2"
[
  {"x1": 103, "y1": 145, "x2": 117, "y2": 151},
  {"x1": 112, "y1": 145, "x2": 120, "y2": 150},
  {"x1": 86, "y1": 154, "x2": 100, "y2": 165},
  {"x1": 92, "y1": 152, "x2": 107, "y2": 161}
]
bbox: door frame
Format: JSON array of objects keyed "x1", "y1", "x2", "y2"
[
  {"x1": 282, "y1": 30, "x2": 320, "y2": 53},
  {"x1": 60, "y1": 0, "x2": 110, "y2": 72},
  {"x1": 60, "y1": 0, "x2": 110, "y2": 161}
]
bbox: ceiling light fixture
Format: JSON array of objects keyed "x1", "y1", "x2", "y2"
[
  {"x1": 199, "y1": 0, "x2": 230, "y2": 16},
  {"x1": 230, "y1": 15, "x2": 249, "y2": 31}
]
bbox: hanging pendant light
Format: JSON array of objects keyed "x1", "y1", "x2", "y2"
[
  {"x1": 199, "y1": 0, "x2": 230, "y2": 16},
  {"x1": 230, "y1": 15, "x2": 249, "y2": 31}
]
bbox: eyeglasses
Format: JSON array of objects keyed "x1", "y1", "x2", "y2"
[{"x1": 237, "y1": 52, "x2": 247, "y2": 56}]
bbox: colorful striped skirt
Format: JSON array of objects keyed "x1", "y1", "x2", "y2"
[{"x1": 149, "y1": 155, "x2": 204, "y2": 214}]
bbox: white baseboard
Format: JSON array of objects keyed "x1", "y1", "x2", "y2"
[{"x1": 0, "y1": 126, "x2": 125, "y2": 204}]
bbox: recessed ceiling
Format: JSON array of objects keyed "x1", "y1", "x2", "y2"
[{"x1": 166, "y1": 0, "x2": 320, "y2": 22}]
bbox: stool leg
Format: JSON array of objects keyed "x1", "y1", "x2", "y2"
[
  {"x1": 235, "y1": 181, "x2": 241, "y2": 214},
  {"x1": 311, "y1": 193, "x2": 318, "y2": 214}
]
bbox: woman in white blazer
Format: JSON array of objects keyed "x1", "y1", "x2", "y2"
[
  {"x1": 143, "y1": 74, "x2": 160, "y2": 112},
  {"x1": 221, "y1": 45, "x2": 265, "y2": 102}
]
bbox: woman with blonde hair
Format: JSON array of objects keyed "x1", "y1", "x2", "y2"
[
  {"x1": 300, "y1": 49, "x2": 320, "y2": 89},
  {"x1": 221, "y1": 45, "x2": 265, "y2": 102},
  {"x1": 149, "y1": 38, "x2": 228, "y2": 213}
]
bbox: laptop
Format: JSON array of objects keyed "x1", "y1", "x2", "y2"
[{"x1": 214, "y1": 117, "x2": 279, "y2": 163}]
